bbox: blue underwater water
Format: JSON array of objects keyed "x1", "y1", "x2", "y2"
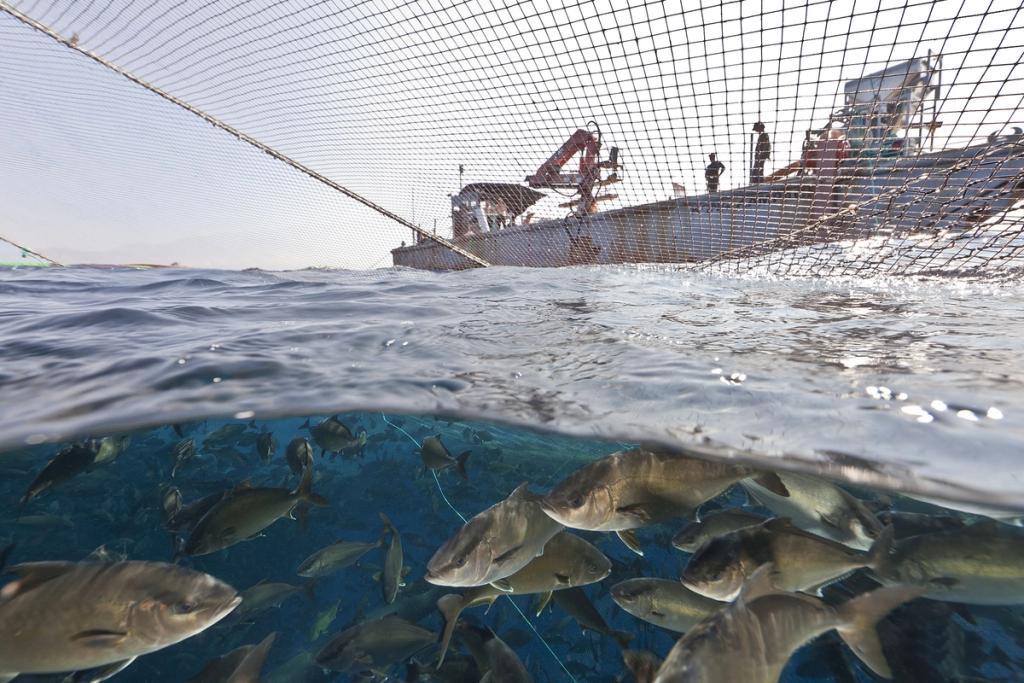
[{"x1": 2, "y1": 265, "x2": 1024, "y2": 682}]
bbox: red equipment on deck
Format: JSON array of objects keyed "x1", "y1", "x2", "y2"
[{"x1": 526, "y1": 123, "x2": 620, "y2": 215}]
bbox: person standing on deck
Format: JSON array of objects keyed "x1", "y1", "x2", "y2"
[
  {"x1": 704, "y1": 153, "x2": 725, "y2": 193},
  {"x1": 751, "y1": 121, "x2": 771, "y2": 184}
]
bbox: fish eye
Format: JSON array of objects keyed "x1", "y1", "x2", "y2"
[
  {"x1": 569, "y1": 494, "x2": 586, "y2": 509},
  {"x1": 453, "y1": 556, "x2": 467, "y2": 569},
  {"x1": 173, "y1": 601, "x2": 197, "y2": 615}
]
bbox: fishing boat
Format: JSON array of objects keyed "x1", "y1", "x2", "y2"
[{"x1": 393, "y1": 55, "x2": 1024, "y2": 270}]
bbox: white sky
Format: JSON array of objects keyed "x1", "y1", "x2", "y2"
[{"x1": 1, "y1": 0, "x2": 1022, "y2": 269}]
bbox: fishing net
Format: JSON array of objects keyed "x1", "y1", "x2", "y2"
[{"x1": 1, "y1": 0, "x2": 1023, "y2": 275}]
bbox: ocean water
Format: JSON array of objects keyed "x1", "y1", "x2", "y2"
[{"x1": 1, "y1": 265, "x2": 1024, "y2": 682}]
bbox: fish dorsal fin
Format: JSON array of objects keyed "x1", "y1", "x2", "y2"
[
  {"x1": 835, "y1": 487, "x2": 883, "y2": 534},
  {"x1": 738, "y1": 563, "x2": 782, "y2": 603},
  {"x1": 509, "y1": 482, "x2": 532, "y2": 500},
  {"x1": 233, "y1": 479, "x2": 253, "y2": 492},
  {"x1": 2, "y1": 561, "x2": 79, "y2": 601},
  {"x1": 752, "y1": 472, "x2": 790, "y2": 498}
]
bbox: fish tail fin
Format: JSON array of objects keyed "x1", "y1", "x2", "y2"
[
  {"x1": 836, "y1": 585, "x2": 922, "y2": 678},
  {"x1": 358, "y1": 430, "x2": 368, "y2": 447},
  {"x1": 379, "y1": 512, "x2": 394, "y2": 535},
  {"x1": 612, "y1": 630, "x2": 634, "y2": 649},
  {"x1": 435, "y1": 593, "x2": 466, "y2": 669},
  {"x1": 300, "y1": 418, "x2": 311, "y2": 430},
  {"x1": 456, "y1": 451, "x2": 471, "y2": 480},
  {"x1": 866, "y1": 524, "x2": 895, "y2": 574},
  {"x1": 296, "y1": 466, "x2": 328, "y2": 507}
]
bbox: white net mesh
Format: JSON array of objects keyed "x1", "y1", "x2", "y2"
[{"x1": 2, "y1": 0, "x2": 1023, "y2": 274}]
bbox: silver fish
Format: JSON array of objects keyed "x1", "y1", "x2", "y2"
[
  {"x1": 435, "y1": 532, "x2": 610, "y2": 666},
  {"x1": 541, "y1": 447, "x2": 752, "y2": 555},
  {"x1": 297, "y1": 538, "x2": 382, "y2": 578},
  {"x1": 183, "y1": 468, "x2": 328, "y2": 556},
  {"x1": 652, "y1": 567, "x2": 919, "y2": 683},
  {"x1": 671, "y1": 510, "x2": 765, "y2": 552},
  {"x1": 235, "y1": 582, "x2": 307, "y2": 618},
  {"x1": 314, "y1": 616, "x2": 435, "y2": 673},
  {"x1": 0, "y1": 561, "x2": 239, "y2": 679},
  {"x1": 285, "y1": 437, "x2": 313, "y2": 476},
  {"x1": 302, "y1": 416, "x2": 367, "y2": 457},
  {"x1": 92, "y1": 436, "x2": 131, "y2": 466},
  {"x1": 611, "y1": 578, "x2": 724, "y2": 633},
  {"x1": 171, "y1": 438, "x2": 197, "y2": 478},
  {"x1": 874, "y1": 520, "x2": 1024, "y2": 604},
  {"x1": 380, "y1": 513, "x2": 406, "y2": 604},
  {"x1": 21, "y1": 443, "x2": 99, "y2": 505},
  {"x1": 741, "y1": 472, "x2": 882, "y2": 550},
  {"x1": 681, "y1": 518, "x2": 892, "y2": 601},
  {"x1": 420, "y1": 435, "x2": 470, "y2": 479},
  {"x1": 426, "y1": 483, "x2": 562, "y2": 587},
  {"x1": 256, "y1": 432, "x2": 277, "y2": 464}
]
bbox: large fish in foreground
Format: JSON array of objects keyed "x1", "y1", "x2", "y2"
[
  {"x1": 652, "y1": 566, "x2": 920, "y2": 683},
  {"x1": 741, "y1": 472, "x2": 882, "y2": 550},
  {"x1": 0, "y1": 561, "x2": 239, "y2": 679},
  {"x1": 540, "y1": 447, "x2": 755, "y2": 554},
  {"x1": 183, "y1": 467, "x2": 328, "y2": 556},
  {"x1": 874, "y1": 520, "x2": 1024, "y2": 604},
  {"x1": 680, "y1": 518, "x2": 893, "y2": 601},
  {"x1": 426, "y1": 483, "x2": 563, "y2": 588}
]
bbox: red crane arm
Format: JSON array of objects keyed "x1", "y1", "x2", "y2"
[{"x1": 526, "y1": 129, "x2": 600, "y2": 188}]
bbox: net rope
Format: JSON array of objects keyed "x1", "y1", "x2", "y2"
[
  {"x1": 380, "y1": 413, "x2": 578, "y2": 682},
  {"x1": 1, "y1": 0, "x2": 1022, "y2": 275}
]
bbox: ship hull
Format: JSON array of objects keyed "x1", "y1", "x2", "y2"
[{"x1": 392, "y1": 139, "x2": 1024, "y2": 270}]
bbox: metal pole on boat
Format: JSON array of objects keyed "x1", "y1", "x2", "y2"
[{"x1": 749, "y1": 132, "x2": 754, "y2": 185}]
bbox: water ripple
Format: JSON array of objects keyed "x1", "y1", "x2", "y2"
[{"x1": 0, "y1": 265, "x2": 1021, "y2": 508}]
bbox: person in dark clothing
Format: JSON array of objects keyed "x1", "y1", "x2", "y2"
[
  {"x1": 751, "y1": 121, "x2": 771, "y2": 184},
  {"x1": 705, "y1": 153, "x2": 725, "y2": 193}
]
